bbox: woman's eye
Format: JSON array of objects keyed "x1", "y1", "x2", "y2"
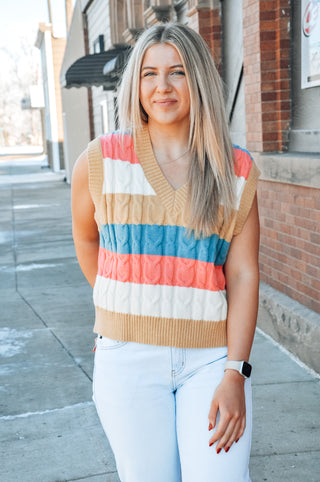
[
  {"x1": 143, "y1": 71, "x2": 156, "y2": 77},
  {"x1": 171, "y1": 70, "x2": 185, "y2": 76}
]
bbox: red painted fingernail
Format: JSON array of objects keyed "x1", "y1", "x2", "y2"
[
  {"x1": 235, "y1": 438, "x2": 239, "y2": 443},
  {"x1": 216, "y1": 448, "x2": 221, "y2": 454},
  {"x1": 209, "y1": 442, "x2": 213, "y2": 447},
  {"x1": 225, "y1": 446, "x2": 230, "y2": 453},
  {"x1": 208, "y1": 423, "x2": 213, "y2": 431}
]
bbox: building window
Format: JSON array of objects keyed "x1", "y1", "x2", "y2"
[
  {"x1": 100, "y1": 100, "x2": 109, "y2": 133},
  {"x1": 93, "y1": 35, "x2": 105, "y2": 53}
]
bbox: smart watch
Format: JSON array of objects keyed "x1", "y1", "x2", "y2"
[{"x1": 224, "y1": 360, "x2": 252, "y2": 378}]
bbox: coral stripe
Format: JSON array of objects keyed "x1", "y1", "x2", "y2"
[
  {"x1": 233, "y1": 147, "x2": 253, "y2": 179},
  {"x1": 100, "y1": 132, "x2": 140, "y2": 164},
  {"x1": 97, "y1": 249, "x2": 226, "y2": 291}
]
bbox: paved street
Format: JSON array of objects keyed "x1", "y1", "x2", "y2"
[{"x1": 0, "y1": 156, "x2": 319, "y2": 482}]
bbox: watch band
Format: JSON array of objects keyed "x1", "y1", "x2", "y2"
[{"x1": 224, "y1": 360, "x2": 252, "y2": 378}]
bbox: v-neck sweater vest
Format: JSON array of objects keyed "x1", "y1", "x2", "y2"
[{"x1": 88, "y1": 124, "x2": 260, "y2": 348}]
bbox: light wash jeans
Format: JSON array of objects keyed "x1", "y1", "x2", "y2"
[{"x1": 93, "y1": 336, "x2": 252, "y2": 482}]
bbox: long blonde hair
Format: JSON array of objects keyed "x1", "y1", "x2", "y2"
[{"x1": 118, "y1": 23, "x2": 235, "y2": 238}]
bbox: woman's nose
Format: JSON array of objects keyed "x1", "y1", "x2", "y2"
[{"x1": 156, "y1": 74, "x2": 172, "y2": 92}]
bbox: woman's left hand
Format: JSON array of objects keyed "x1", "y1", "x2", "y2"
[{"x1": 208, "y1": 370, "x2": 246, "y2": 453}]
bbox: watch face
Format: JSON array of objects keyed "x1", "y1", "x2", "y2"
[{"x1": 242, "y1": 361, "x2": 252, "y2": 378}]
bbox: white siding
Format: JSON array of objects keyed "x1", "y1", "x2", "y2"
[
  {"x1": 87, "y1": 0, "x2": 113, "y2": 136},
  {"x1": 61, "y1": 0, "x2": 90, "y2": 181},
  {"x1": 87, "y1": 1, "x2": 112, "y2": 52}
]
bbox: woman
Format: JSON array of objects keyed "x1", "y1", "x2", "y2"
[{"x1": 71, "y1": 23, "x2": 260, "y2": 482}]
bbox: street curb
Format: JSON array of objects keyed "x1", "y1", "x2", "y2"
[{"x1": 258, "y1": 281, "x2": 320, "y2": 374}]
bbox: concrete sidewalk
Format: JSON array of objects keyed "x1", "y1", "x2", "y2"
[{"x1": 0, "y1": 157, "x2": 319, "y2": 482}]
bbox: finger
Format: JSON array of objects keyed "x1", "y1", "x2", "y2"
[
  {"x1": 230, "y1": 415, "x2": 246, "y2": 447},
  {"x1": 211, "y1": 409, "x2": 245, "y2": 452},
  {"x1": 222, "y1": 419, "x2": 242, "y2": 451},
  {"x1": 237, "y1": 414, "x2": 246, "y2": 441},
  {"x1": 208, "y1": 401, "x2": 219, "y2": 431},
  {"x1": 208, "y1": 413, "x2": 231, "y2": 448},
  {"x1": 214, "y1": 418, "x2": 237, "y2": 452},
  {"x1": 228, "y1": 410, "x2": 246, "y2": 447}
]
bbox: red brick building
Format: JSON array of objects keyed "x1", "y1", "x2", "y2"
[{"x1": 188, "y1": 0, "x2": 320, "y2": 373}]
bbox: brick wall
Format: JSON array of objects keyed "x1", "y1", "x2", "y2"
[
  {"x1": 243, "y1": 0, "x2": 291, "y2": 152},
  {"x1": 187, "y1": 5, "x2": 222, "y2": 71},
  {"x1": 240, "y1": 0, "x2": 320, "y2": 315},
  {"x1": 242, "y1": 0, "x2": 262, "y2": 152},
  {"x1": 258, "y1": 180, "x2": 320, "y2": 314},
  {"x1": 179, "y1": 1, "x2": 320, "y2": 317}
]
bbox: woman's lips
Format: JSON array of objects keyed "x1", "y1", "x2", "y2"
[{"x1": 154, "y1": 99, "x2": 177, "y2": 107}]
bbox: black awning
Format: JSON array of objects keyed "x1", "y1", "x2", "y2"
[{"x1": 64, "y1": 46, "x2": 131, "y2": 89}]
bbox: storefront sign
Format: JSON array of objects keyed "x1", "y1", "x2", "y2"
[{"x1": 301, "y1": 0, "x2": 320, "y2": 88}]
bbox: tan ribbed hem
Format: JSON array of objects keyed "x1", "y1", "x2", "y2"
[
  {"x1": 234, "y1": 162, "x2": 261, "y2": 235},
  {"x1": 94, "y1": 306, "x2": 227, "y2": 348}
]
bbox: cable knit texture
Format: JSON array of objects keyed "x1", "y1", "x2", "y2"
[{"x1": 87, "y1": 124, "x2": 260, "y2": 348}]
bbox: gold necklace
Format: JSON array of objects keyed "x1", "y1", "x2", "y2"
[{"x1": 160, "y1": 150, "x2": 189, "y2": 165}]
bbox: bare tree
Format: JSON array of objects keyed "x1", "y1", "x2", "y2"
[{"x1": 0, "y1": 35, "x2": 42, "y2": 146}]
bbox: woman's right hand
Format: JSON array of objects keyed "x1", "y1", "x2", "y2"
[{"x1": 208, "y1": 369, "x2": 246, "y2": 453}]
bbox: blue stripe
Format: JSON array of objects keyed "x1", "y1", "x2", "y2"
[
  {"x1": 100, "y1": 224, "x2": 230, "y2": 266},
  {"x1": 103, "y1": 129, "x2": 130, "y2": 136},
  {"x1": 233, "y1": 144, "x2": 253, "y2": 160}
]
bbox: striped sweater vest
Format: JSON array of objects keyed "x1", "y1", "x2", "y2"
[{"x1": 88, "y1": 124, "x2": 260, "y2": 348}]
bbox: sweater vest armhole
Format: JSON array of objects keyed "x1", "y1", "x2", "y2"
[
  {"x1": 234, "y1": 161, "x2": 261, "y2": 236},
  {"x1": 87, "y1": 136, "x2": 105, "y2": 230}
]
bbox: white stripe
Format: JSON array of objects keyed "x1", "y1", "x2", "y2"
[
  {"x1": 93, "y1": 276, "x2": 227, "y2": 321},
  {"x1": 102, "y1": 158, "x2": 246, "y2": 210},
  {"x1": 103, "y1": 157, "x2": 156, "y2": 195},
  {"x1": 235, "y1": 176, "x2": 246, "y2": 210},
  {"x1": 218, "y1": 176, "x2": 245, "y2": 210}
]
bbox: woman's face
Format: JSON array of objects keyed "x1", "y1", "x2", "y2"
[{"x1": 139, "y1": 43, "x2": 191, "y2": 130}]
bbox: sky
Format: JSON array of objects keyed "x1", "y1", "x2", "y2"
[
  {"x1": 0, "y1": 0, "x2": 75, "y2": 50},
  {"x1": 0, "y1": 0, "x2": 76, "y2": 91}
]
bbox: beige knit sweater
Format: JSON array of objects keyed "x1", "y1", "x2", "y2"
[{"x1": 87, "y1": 124, "x2": 260, "y2": 348}]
